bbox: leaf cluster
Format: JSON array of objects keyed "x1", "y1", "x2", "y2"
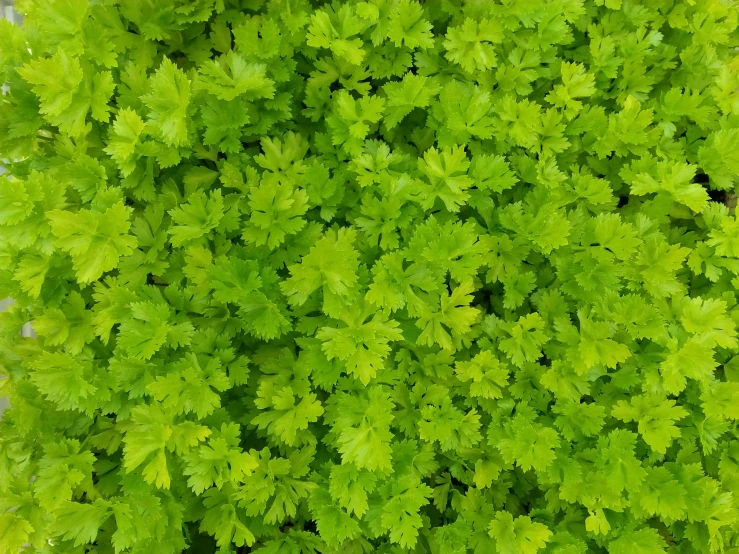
[{"x1": 1, "y1": 1, "x2": 739, "y2": 554}]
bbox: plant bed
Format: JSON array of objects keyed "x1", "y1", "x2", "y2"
[{"x1": 1, "y1": 1, "x2": 739, "y2": 553}]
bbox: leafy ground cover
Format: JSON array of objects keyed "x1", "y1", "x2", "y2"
[{"x1": 1, "y1": 0, "x2": 739, "y2": 553}]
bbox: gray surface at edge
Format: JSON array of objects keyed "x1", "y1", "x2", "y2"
[{"x1": 1, "y1": 0, "x2": 22, "y2": 418}]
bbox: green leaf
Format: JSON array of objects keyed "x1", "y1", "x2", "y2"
[
  {"x1": 0, "y1": 514, "x2": 34, "y2": 553},
  {"x1": 417, "y1": 145, "x2": 473, "y2": 212},
  {"x1": 307, "y1": 6, "x2": 366, "y2": 65},
  {"x1": 148, "y1": 355, "x2": 231, "y2": 419},
  {"x1": 634, "y1": 466, "x2": 687, "y2": 523},
  {"x1": 29, "y1": 351, "x2": 97, "y2": 412},
  {"x1": 183, "y1": 423, "x2": 258, "y2": 494},
  {"x1": 282, "y1": 227, "x2": 360, "y2": 306},
  {"x1": 326, "y1": 386, "x2": 395, "y2": 471},
  {"x1": 612, "y1": 394, "x2": 688, "y2": 454},
  {"x1": 168, "y1": 189, "x2": 224, "y2": 246},
  {"x1": 444, "y1": 18, "x2": 503, "y2": 73},
  {"x1": 196, "y1": 51, "x2": 275, "y2": 101},
  {"x1": 18, "y1": 51, "x2": 114, "y2": 136},
  {"x1": 53, "y1": 499, "x2": 112, "y2": 547},
  {"x1": 497, "y1": 313, "x2": 549, "y2": 368},
  {"x1": 455, "y1": 350, "x2": 509, "y2": 399},
  {"x1": 381, "y1": 476, "x2": 432, "y2": 549},
  {"x1": 243, "y1": 175, "x2": 309, "y2": 249},
  {"x1": 630, "y1": 161, "x2": 709, "y2": 213},
  {"x1": 141, "y1": 58, "x2": 192, "y2": 147},
  {"x1": 201, "y1": 489, "x2": 256, "y2": 548},
  {"x1": 308, "y1": 487, "x2": 361, "y2": 547},
  {"x1": 608, "y1": 528, "x2": 666, "y2": 554},
  {"x1": 105, "y1": 108, "x2": 147, "y2": 176},
  {"x1": 200, "y1": 97, "x2": 249, "y2": 153},
  {"x1": 497, "y1": 414, "x2": 560, "y2": 473},
  {"x1": 123, "y1": 404, "x2": 210, "y2": 488},
  {"x1": 33, "y1": 291, "x2": 95, "y2": 355},
  {"x1": 488, "y1": 512, "x2": 552, "y2": 554},
  {"x1": 416, "y1": 281, "x2": 480, "y2": 351},
  {"x1": 252, "y1": 387, "x2": 324, "y2": 446},
  {"x1": 386, "y1": 0, "x2": 434, "y2": 50},
  {"x1": 317, "y1": 305, "x2": 403, "y2": 384},
  {"x1": 382, "y1": 72, "x2": 440, "y2": 129},
  {"x1": 47, "y1": 201, "x2": 137, "y2": 283}
]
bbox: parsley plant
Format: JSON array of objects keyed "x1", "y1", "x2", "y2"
[{"x1": 1, "y1": 1, "x2": 739, "y2": 553}]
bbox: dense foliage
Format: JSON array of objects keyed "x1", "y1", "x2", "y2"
[{"x1": 1, "y1": 0, "x2": 739, "y2": 552}]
